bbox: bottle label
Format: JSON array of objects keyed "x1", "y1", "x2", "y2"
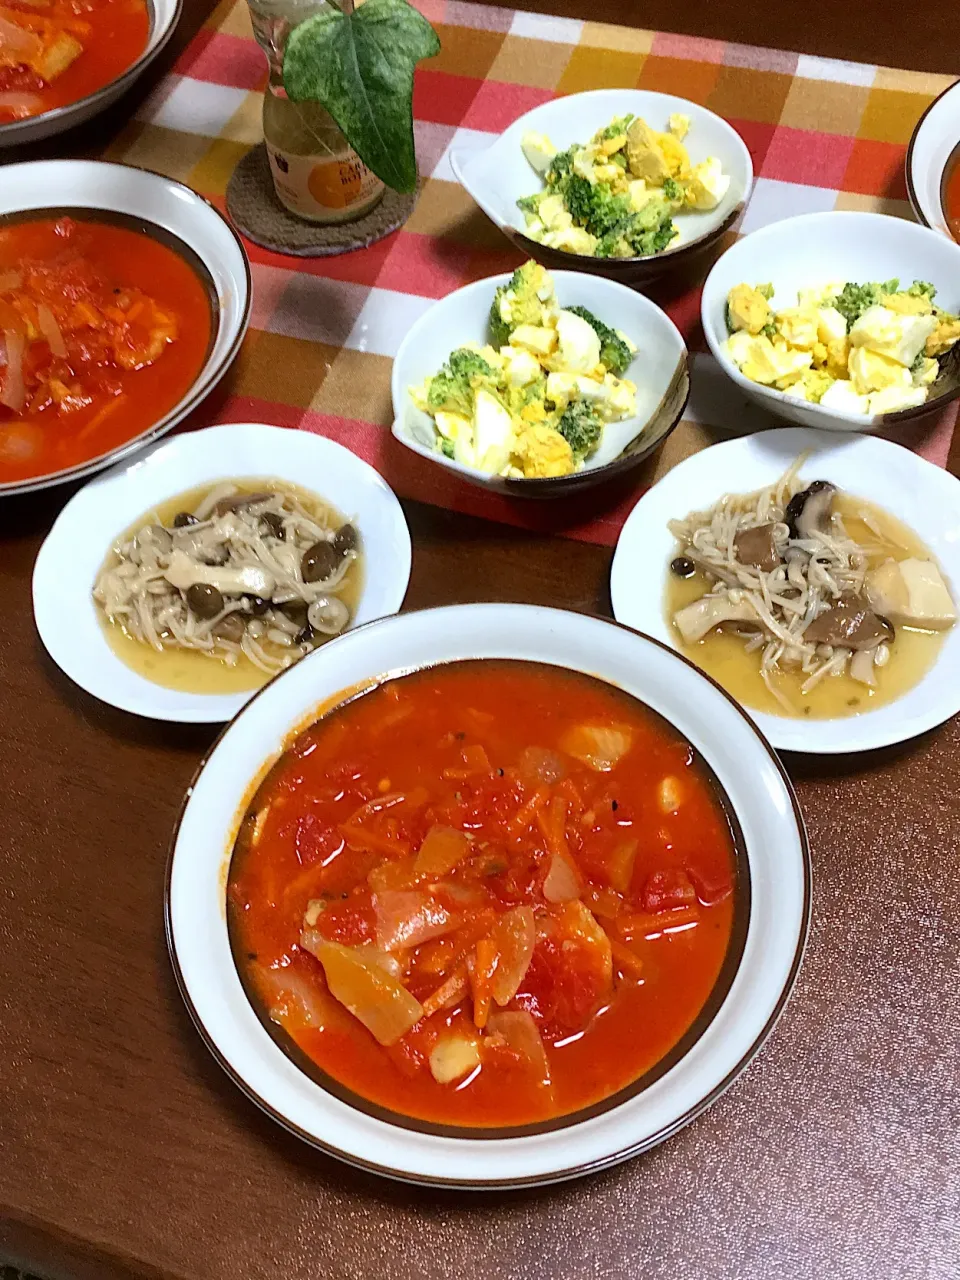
[{"x1": 267, "y1": 145, "x2": 383, "y2": 217}]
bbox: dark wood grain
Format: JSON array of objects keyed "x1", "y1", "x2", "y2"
[{"x1": 2, "y1": 3, "x2": 960, "y2": 1280}]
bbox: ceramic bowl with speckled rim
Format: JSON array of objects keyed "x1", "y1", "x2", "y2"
[
  {"x1": 450, "y1": 89, "x2": 753, "y2": 287},
  {"x1": 906, "y1": 78, "x2": 960, "y2": 240},
  {"x1": 0, "y1": 0, "x2": 181, "y2": 147},
  {"x1": 391, "y1": 268, "x2": 689, "y2": 497},
  {"x1": 166, "y1": 603, "x2": 809, "y2": 1187}
]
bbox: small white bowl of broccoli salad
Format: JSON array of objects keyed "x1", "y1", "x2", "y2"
[
  {"x1": 391, "y1": 260, "x2": 689, "y2": 497},
  {"x1": 450, "y1": 89, "x2": 753, "y2": 285}
]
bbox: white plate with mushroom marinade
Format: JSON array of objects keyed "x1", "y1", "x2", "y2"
[
  {"x1": 32, "y1": 424, "x2": 412, "y2": 723},
  {"x1": 609, "y1": 428, "x2": 960, "y2": 754}
]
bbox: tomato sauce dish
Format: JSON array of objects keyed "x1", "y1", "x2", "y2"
[
  {"x1": 166, "y1": 604, "x2": 809, "y2": 1187},
  {"x1": 0, "y1": 0, "x2": 180, "y2": 145},
  {"x1": 0, "y1": 160, "x2": 250, "y2": 496}
]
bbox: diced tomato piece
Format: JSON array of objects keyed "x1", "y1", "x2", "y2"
[
  {"x1": 294, "y1": 812, "x2": 344, "y2": 866},
  {"x1": 642, "y1": 868, "x2": 697, "y2": 913},
  {"x1": 308, "y1": 893, "x2": 376, "y2": 947}
]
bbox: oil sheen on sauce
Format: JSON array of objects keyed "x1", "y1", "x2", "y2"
[{"x1": 665, "y1": 494, "x2": 949, "y2": 720}]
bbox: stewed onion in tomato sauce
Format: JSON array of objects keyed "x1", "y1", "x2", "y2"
[
  {"x1": 0, "y1": 214, "x2": 213, "y2": 485},
  {"x1": 228, "y1": 661, "x2": 743, "y2": 1128},
  {"x1": 0, "y1": 0, "x2": 149, "y2": 124}
]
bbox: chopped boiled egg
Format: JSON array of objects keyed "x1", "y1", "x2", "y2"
[
  {"x1": 913, "y1": 356, "x2": 939, "y2": 386},
  {"x1": 434, "y1": 411, "x2": 475, "y2": 465},
  {"x1": 867, "y1": 385, "x2": 928, "y2": 414},
  {"x1": 686, "y1": 157, "x2": 730, "y2": 210},
  {"x1": 555, "y1": 309, "x2": 602, "y2": 373},
  {"x1": 543, "y1": 226, "x2": 599, "y2": 255},
  {"x1": 848, "y1": 346, "x2": 913, "y2": 395},
  {"x1": 668, "y1": 113, "x2": 691, "y2": 140},
  {"x1": 850, "y1": 305, "x2": 938, "y2": 367},
  {"x1": 818, "y1": 380, "x2": 870, "y2": 415},
  {"x1": 727, "y1": 334, "x2": 812, "y2": 385},
  {"x1": 520, "y1": 130, "x2": 557, "y2": 175},
  {"x1": 817, "y1": 306, "x2": 848, "y2": 344},
  {"x1": 510, "y1": 324, "x2": 557, "y2": 357},
  {"x1": 513, "y1": 424, "x2": 574, "y2": 478},
  {"x1": 472, "y1": 389, "x2": 516, "y2": 474},
  {"x1": 776, "y1": 308, "x2": 820, "y2": 351},
  {"x1": 501, "y1": 345, "x2": 543, "y2": 388},
  {"x1": 537, "y1": 193, "x2": 572, "y2": 232},
  {"x1": 727, "y1": 284, "x2": 772, "y2": 336}
]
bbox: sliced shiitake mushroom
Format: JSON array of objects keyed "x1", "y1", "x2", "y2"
[{"x1": 785, "y1": 481, "x2": 837, "y2": 540}]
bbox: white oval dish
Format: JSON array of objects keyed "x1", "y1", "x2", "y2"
[
  {"x1": 391, "y1": 269, "x2": 689, "y2": 497},
  {"x1": 610, "y1": 427, "x2": 960, "y2": 754},
  {"x1": 0, "y1": 0, "x2": 181, "y2": 147},
  {"x1": 33, "y1": 424, "x2": 412, "y2": 723},
  {"x1": 906, "y1": 79, "x2": 960, "y2": 238},
  {"x1": 0, "y1": 160, "x2": 250, "y2": 496},
  {"x1": 701, "y1": 211, "x2": 960, "y2": 432},
  {"x1": 451, "y1": 89, "x2": 753, "y2": 286},
  {"x1": 166, "y1": 602, "x2": 809, "y2": 1188}
]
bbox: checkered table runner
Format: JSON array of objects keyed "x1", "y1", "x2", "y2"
[{"x1": 106, "y1": 1, "x2": 960, "y2": 544}]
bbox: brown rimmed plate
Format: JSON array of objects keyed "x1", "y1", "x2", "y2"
[
  {"x1": 0, "y1": 160, "x2": 250, "y2": 497},
  {"x1": 0, "y1": 0, "x2": 182, "y2": 148},
  {"x1": 165, "y1": 603, "x2": 809, "y2": 1188}
]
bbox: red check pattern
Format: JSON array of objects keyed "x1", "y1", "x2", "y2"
[{"x1": 102, "y1": 0, "x2": 960, "y2": 544}]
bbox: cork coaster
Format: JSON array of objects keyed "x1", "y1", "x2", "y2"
[{"x1": 226, "y1": 144, "x2": 416, "y2": 257}]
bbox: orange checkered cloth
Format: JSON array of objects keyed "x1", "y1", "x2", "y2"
[{"x1": 104, "y1": 0, "x2": 960, "y2": 544}]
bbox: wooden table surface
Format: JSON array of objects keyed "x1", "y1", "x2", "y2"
[{"x1": 3, "y1": 3, "x2": 960, "y2": 1279}]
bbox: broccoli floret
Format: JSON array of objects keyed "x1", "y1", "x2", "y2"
[
  {"x1": 756, "y1": 283, "x2": 775, "y2": 300},
  {"x1": 572, "y1": 179, "x2": 633, "y2": 237},
  {"x1": 440, "y1": 438, "x2": 456, "y2": 459},
  {"x1": 489, "y1": 291, "x2": 512, "y2": 349},
  {"x1": 489, "y1": 261, "x2": 554, "y2": 347},
  {"x1": 565, "y1": 305, "x2": 633, "y2": 375},
  {"x1": 906, "y1": 280, "x2": 937, "y2": 302},
  {"x1": 611, "y1": 152, "x2": 627, "y2": 170},
  {"x1": 760, "y1": 319, "x2": 777, "y2": 338},
  {"x1": 545, "y1": 147, "x2": 575, "y2": 186},
  {"x1": 556, "y1": 399, "x2": 604, "y2": 462},
  {"x1": 832, "y1": 279, "x2": 900, "y2": 328},
  {"x1": 662, "y1": 176, "x2": 683, "y2": 203},
  {"x1": 427, "y1": 347, "x2": 500, "y2": 418},
  {"x1": 516, "y1": 193, "x2": 543, "y2": 217},
  {"x1": 595, "y1": 114, "x2": 634, "y2": 142},
  {"x1": 628, "y1": 216, "x2": 678, "y2": 258}
]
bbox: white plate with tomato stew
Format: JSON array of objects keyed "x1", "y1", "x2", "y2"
[
  {"x1": 0, "y1": 0, "x2": 181, "y2": 147},
  {"x1": 166, "y1": 603, "x2": 809, "y2": 1188},
  {"x1": 0, "y1": 160, "x2": 249, "y2": 496}
]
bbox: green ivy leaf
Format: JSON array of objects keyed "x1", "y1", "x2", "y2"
[{"x1": 283, "y1": 0, "x2": 440, "y2": 194}]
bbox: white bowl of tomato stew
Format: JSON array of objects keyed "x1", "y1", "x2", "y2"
[
  {"x1": 0, "y1": 0, "x2": 181, "y2": 146},
  {"x1": 166, "y1": 603, "x2": 809, "y2": 1187},
  {"x1": 33, "y1": 423, "x2": 412, "y2": 723},
  {"x1": 906, "y1": 79, "x2": 960, "y2": 242},
  {"x1": 0, "y1": 160, "x2": 249, "y2": 496}
]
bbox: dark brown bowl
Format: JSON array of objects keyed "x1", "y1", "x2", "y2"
[{"x1": 504, "y1": 200, "x2": 747, "y2": 292}]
